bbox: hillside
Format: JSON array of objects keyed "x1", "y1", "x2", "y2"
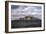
[{"x1": 11, "y1": 16, "x2": 41, "y2": 28}]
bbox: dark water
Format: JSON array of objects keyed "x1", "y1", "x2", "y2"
[{"x1": 11, "y1": 17, "x2": 41, "y2": 28}]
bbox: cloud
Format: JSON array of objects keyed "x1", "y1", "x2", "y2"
[{"x1": 11, "y1": 5, "x2": 42, "y2": 20}]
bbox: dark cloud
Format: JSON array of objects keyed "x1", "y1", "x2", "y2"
[
  {"x1": 34, "y1": 6, "x2": 41, "y2": 9},
  {"x1": 11, "y1": 5, "x2": 19, "y2": 9}
]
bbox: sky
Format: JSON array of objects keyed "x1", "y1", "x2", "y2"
[{"x1": 11, "y1": 5, "x2": 42, "y2": 20}]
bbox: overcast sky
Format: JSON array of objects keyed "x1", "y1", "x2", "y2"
[{"x1": 11, "y1": 5, "x2": 42, "y2": 20}]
